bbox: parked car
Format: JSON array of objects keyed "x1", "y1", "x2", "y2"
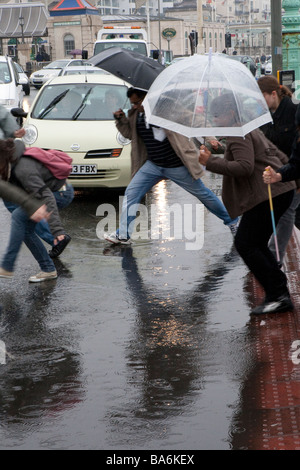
[
  {"x1": 15, "y1": 62, "x2": 30, "y2": 95},
  {"x1": 17, "y1": 74, "x2": 132, "y2": 189},
  {"x1": 0, "y1": 55, "x2": 26, "y2": 111},
  {"x1": 227, "y1": 55, "x2": 257, "y2": 76},
  {"x1": 29, "y1": 59, "x2": 93, "y2": 89},
  {"x1": 264, "y1": 59, "x2": 272, "y2": 75},
  {"x1": 58, "y1": 65, "x2": 109, "y2": 76}
]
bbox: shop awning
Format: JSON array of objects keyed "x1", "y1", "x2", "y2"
[{"x1": 0, "y1": 3, "x2": 49, "y2": 38}]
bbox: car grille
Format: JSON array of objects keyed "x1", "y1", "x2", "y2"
[
  {"x1": 68, "y1": 169, "x2": 121, "y2": 180},
  {"x1": 84, "y1": 149, "x2": 122, "y2": 159}
]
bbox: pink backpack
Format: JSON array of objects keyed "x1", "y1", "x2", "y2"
[{"x1": 24, "y1": 147, "x2": 73, "y2": 180}]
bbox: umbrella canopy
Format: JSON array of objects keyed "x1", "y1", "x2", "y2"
[
  {"x1": 143, "y1": 53, "x2": 272, "y2": 138},
  {"x1": 88, "y1": 48, "x2": 165, "y2": 91},
  {"x1": 69, "y1": 49, "x2": 82, "y2": 55}
]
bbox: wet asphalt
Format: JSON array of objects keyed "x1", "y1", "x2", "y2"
[{"x1": 0, "y1": 89, "x2": 259, "y2": 450}]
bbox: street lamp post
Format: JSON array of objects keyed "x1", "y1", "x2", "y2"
[{"x1": 19, "y1": 16, "x2": 25, "y2": 44}]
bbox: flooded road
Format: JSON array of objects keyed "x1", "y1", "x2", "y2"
[{"x1": 0, "y1": 164, "x2": 261, "y2": 450}]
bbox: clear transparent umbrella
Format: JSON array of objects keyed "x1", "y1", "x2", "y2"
[{"x1": 143, "y1": 52, "x2": 272, "y2": 138}]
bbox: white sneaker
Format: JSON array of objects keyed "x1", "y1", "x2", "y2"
[
  {"x1": 228, "y1": 219, "x2": 240, "y2": 237},
  {"x1": 104, "y1": 231, "x2": 131, "y2": 245},
  {"x1": 0, "y1": 268, "x2": 13, "y2": 279},
  {"x1": 29, "y1": 271, "x2": 57, "y2": 283}
]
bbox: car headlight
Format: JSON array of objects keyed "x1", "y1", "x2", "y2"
[
  {"x1": 22, "y1": 125, "x2": 38, "y2": 145},
  {"x1": 116, "y1": 131, "x2": 131, "y2": 146}
]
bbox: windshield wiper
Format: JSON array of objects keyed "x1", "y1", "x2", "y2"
[
  {"x1": 37, "y1": 90, "x2": 69, "y2": 119},
  {"x1": 72, "y1": 88, "x2": 93, "y2": 120}
]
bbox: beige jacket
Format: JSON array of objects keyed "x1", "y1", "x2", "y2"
[
  {"x1": 116, "y1": 108, "x2": 204, "y2": 180},
  {"x1": 206, "y1": 129, "x2": 296, "y2": 219}
]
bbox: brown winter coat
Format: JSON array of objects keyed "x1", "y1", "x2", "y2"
[
  {"x1": 116, "y1": 108, "x2": 205, "y2": 180},
  {"x1": 205, "y1": 128, "x2": 296, "y2": 219}
]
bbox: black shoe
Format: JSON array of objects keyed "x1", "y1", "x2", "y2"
[
  {"x1": 250, "y1": 294, "x2": 294, "y2": 315},
  {"x1": 49, "y1": 235, "x2": 71, "y2": 259}
]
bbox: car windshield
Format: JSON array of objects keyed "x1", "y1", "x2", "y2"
[
  {"x1": 15, "y1": 63, "x2": 23, "y2": 73},
  {"x1": 0, "y1": 62, "x2": 12, "y2": 84},
  {"x1": 31, "y1": 83, "x2": 130, "y2": 120},
  {"x1": 94, "y1": 42, "x2": 148, "y2": 56},
  {"x1": 44, "y1": 60, "x2": 70, "y2": 69}
]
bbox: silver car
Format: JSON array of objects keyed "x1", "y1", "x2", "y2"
[{"x1": 29, "y1": 59, "x2": 93, "y2": 89}]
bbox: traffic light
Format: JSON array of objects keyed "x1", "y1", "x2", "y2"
[{"x1": 225, "y1": 33, "x2": 231, "y2": 48}]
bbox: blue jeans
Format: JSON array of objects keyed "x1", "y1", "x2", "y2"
[
  {"x1": 34, "y1": 183, "x2": 74, "y2": 246},
  {"x1": 1, "y1": 206, "x2": 56, "y2": 273},
  {"x1": 118, "y1": 160, "x2": 238, "y2": 239},
  {"x1": 4, "y1": 183, "x2": 74, "y2": 246}
]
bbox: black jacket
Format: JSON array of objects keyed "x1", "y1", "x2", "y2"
[
  {"x1": 278, "y1": 133, "x2": 300, "y2": 182},
  {"x1": 260, "y1": 96, "x2": 298, "y2": 157}
]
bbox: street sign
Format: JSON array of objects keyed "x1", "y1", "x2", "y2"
[{"x1": 162, "y1": 28, "x2": 176, "y2": 39}]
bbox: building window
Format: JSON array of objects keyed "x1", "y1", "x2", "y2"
[{"x1": 64, "y1": 34, "x2": 75, "y2": 56}]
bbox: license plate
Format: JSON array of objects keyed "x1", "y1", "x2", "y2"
[{"x1": 71, "y1": 164, "x2": 98, "y2": 174}]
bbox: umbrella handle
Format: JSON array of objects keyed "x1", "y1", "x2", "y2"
[{"x1": 267, "y1": 181, "x2": 280, "y2": 264}]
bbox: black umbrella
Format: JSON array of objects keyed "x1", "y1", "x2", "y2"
[{"x1": 88, "y1": 48, "x2": 165, "y2": 91}]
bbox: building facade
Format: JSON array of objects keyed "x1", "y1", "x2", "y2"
[{"x1": 0, "y1": 0, "x2": 271, "y2": 66}]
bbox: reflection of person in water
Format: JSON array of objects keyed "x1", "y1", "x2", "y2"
[
  {"x1": 103, "y1": 245, "x2": 240, "y2": 428},
  {"x1": 0, "y1": 282, "x2": 84, "y2": 427}
]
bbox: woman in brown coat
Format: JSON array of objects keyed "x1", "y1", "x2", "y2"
[{"x1": 199, "y1": 92, "x2": 296, "y2": 315}]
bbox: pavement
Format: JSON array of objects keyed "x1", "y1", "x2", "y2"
[{"x1": 237, "y1": 228, "x2": 300, "y2": 450}]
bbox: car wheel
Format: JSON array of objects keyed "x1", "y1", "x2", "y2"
[{"x1": 23, "y1": 84, "x2": 30, "y2": 95}]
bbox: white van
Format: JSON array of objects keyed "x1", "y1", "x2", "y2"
[
  {"x1": 0, "y1": 56, "x2": 27, "y2": 111},
  {"x1": 94, "y1": 26, "x2": 149, "y2": 57}
]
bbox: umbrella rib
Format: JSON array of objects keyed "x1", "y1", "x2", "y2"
[
  {"x1": 217, "y1": 64, "x2": 244, "y2": 127},
  {"x1": 191, "y1": 61, "x2": 209, "y2": 132}
]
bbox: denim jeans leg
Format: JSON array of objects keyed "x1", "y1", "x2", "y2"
[
  {"x1": 164, "y1": 166, "x2": 238, "y2": 225},
  {"x1": 1, "y1": 207, "x2": 54, "y2": 273},
  {"x1": 34, "y1": 183, "x2": 74, "y2": 246},
  {"x1": 4, "y1": 199, "x2": 55, "y2": 247},
  {"x1": 2, "y1": 207, "x2": 28, "y2": 272},
  {"x1": 54, "y1": 183, "x2": 74, "y2": 210},
  {"x1": 118, "y1": 161, "x2": 163, "y2": 238},
  {"x1": 34, "y1": 219, "x2": 55, "y2": 246},
  {"x1": 24, "y1": 228, "x2": 56, "y2": 272}
]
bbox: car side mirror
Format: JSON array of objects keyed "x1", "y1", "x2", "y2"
[{"x1": 10, "y1": 107, "x2": 28, "y2": 118}]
